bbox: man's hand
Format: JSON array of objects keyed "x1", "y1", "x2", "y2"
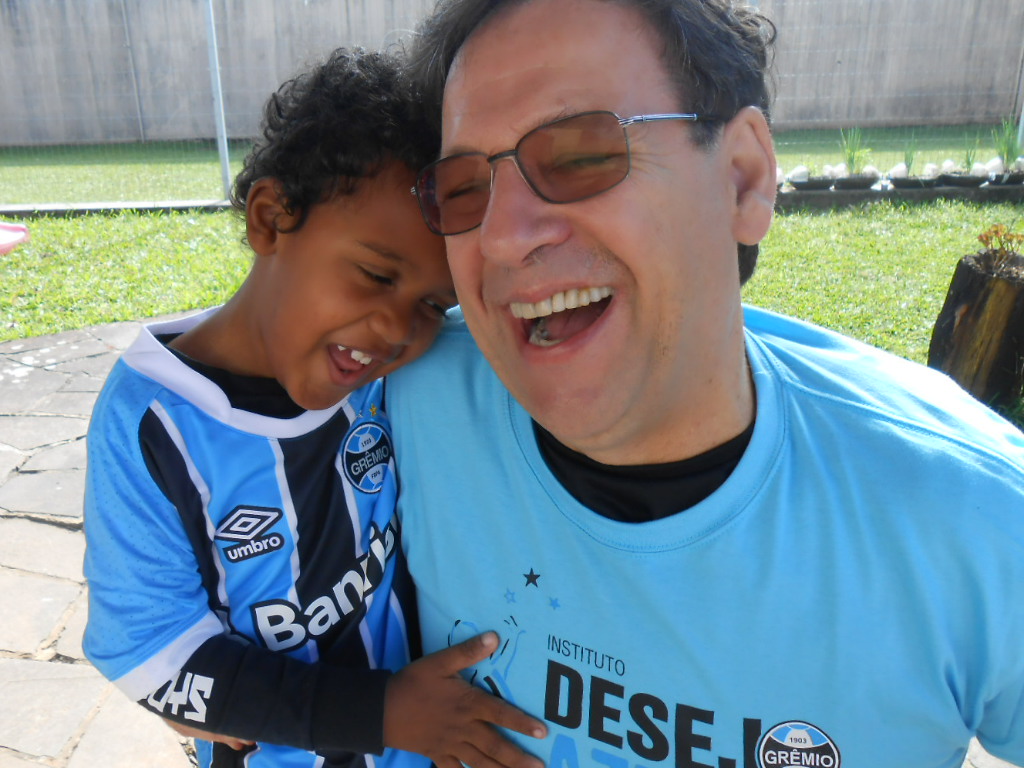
[
  {"x1": 164, "y1": 718, "x2": 255, "y2": 752},
  {"x1": 383, "y1": 631, "x2": 548, "y2": 768}
]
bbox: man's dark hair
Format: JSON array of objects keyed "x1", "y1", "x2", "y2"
[
  {"x1": 232, "y1": 47, "x2": 439, "y2": 231},
  {"x1": 407, "y1": 0, "x2": 776, "y2": 283}
]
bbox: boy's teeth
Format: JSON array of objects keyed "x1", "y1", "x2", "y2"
[
  {"x1": 336, "y1": 345, "x2": 372, "y2": 365},
  {"x1": 510, "y1": 286, "x2": 613, "y2": 319}
]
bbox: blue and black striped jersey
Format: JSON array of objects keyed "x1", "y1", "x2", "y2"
[{"x1": 84, "y1": 310, "x2": 424, "y2": 768}]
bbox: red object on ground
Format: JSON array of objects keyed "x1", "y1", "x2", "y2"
[{"x1": 0, "y1": 222, "x2": 29, "y2": 254}]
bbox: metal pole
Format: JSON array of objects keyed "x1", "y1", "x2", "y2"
[
  {"x1": 119, "y1": 0, "x2": 146, "y2": 141},
  {"x1": 204, "y1": 0, "x2": 232, "y2": 200},
  {"x1": 1017, "y1": 27, "x2": 1024, "y2": 150},
  {"x1": 1018, "y1": 98, "x2": 1024, "y2": 152}
]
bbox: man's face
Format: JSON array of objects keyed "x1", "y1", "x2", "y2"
[{"x1": 441, "y1": 0, "x2": 767, "y2": 463}]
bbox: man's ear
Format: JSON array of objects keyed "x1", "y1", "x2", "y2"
[
  {"x1": 245, "y1": 178, "x2": 298, "y2": 256},
  {"x1": 723, "y1": 106, "x2": 777, "y2": 246}
]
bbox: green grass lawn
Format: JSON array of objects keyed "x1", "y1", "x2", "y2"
[
  {"x1": 746, "y1": 198, "x2": 1024, "y2": 363},
  {"x1": 3, "y1": 199, "x2": 1022, "y2": 367},
  {"x1": 0, "y1": 124, "x2": 1008, "y2": 205},
  {"x1": 0, "y1": 140, "x2": 253, "y2": 204},
  {"x1": 1, "y1": 210, "x2": 251, "y2": 339}
]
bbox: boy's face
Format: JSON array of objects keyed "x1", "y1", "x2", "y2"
[{"x1": 250, "y1": 163, "x2": 454, "y2": 411}]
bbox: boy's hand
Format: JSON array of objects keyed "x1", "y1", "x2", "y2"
[
  {"x1": 383, "y1": 631, "x2": 548, "y2": 768},
  {"x1": 163, "y1": 718, "x2": 255, "y2": 751}
]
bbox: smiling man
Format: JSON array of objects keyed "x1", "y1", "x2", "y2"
[{"x1": 387, "y1": 1, "x2": 1024, "y2": 766}]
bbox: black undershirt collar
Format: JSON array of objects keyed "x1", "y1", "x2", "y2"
[
  {"x1": 158, "y1": 333, "x2": 305, "y2": 419},
  {"x1": 535, "y1": 420, "x2": 754, "y2": 523}
]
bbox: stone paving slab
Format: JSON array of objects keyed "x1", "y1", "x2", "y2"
[
  {"x1": 21, "y1": 439, "x2": 86, "y2": 473},
  {"x1": 5, "y1": 337, "x2": 120, "y2": 368},
  {"x1": 0, "y1": 569, "x2": 82, "y2": 655},
  {"x1": 55, "y1": 592, "x2": 88, "y2": 661},
  {"x1": 60, "y1": 373, "x2": 108, "y2": 394},
  {"x1": 0, "y1": 658, "x2": 106, "y2": 757},
  {"x1": 0, "y1": 448, "x2": 21, "y2": 484},
  {"x1": 0, "y1": 468, "x2": 85, "y2": 519},
  {"x1": 34, "y1": 391, "x2": 100, "y2": 419},
  {"x1": 67, "y1": 685, "x2": 193, "y2": 768},
  {"x1": 0, "y1": 517, "x2": 85, "y2": 581},
  {"x1": 85, "y1": 321, "x2": 148, "y2": 350},
  {"x1": 47, "y1": 354, "x2": 120, "y2": 381},
  {"x1": 0, "y1": 415, "x2": 87, "y2": 453},
  {"x1": 0, "y1": 752, "x2": 44, "y2": 767},
  {"x1": 0, "y1": 367, "x2": 69, "y2": 414},
  {"x1": 0, "y1": 330, "x2": 96, "y2": 356}
]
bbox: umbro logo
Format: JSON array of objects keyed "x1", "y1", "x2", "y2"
[{"x1": 215, "y1": 506, "x2": 284, "y2": 563}]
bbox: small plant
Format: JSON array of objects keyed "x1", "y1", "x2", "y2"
[
  {"x1": 977, "y1": 222, "x2": 1024, "y2": 275},
  {"x1": 903, "y1": 135, "x2": 917, "y2": 176},
  {"x1": 839, "y1": 127, "x2": 871, "y2": 175},
  {"x1": 1001, "y1": 396, "x2": 1024, "y2": 430},
  {"x1": 992, "y1": 118, "x2": 1022, "y2": 168},
  {"x1": 961, "y1": 138, "x2": 978, "y2": 171}
]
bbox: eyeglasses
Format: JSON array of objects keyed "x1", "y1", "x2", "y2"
[{"x1": 412, "y1": 110, "x2": 719, "y2": 236}]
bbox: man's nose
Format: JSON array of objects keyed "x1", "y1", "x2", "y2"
[{"x1": 477, "y1": 159, "x2": 570, "y2": 265}]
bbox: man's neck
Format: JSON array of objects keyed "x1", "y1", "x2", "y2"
[{"x1": 551, "y1": 349, "x2": 756, "y2": 467}]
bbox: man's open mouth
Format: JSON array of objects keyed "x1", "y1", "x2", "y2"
[{"x1": 509, "y1": 287, "x2": 614, "y2": 347}]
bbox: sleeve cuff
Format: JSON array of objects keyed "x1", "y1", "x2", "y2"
[{"x1": 311, "y1": 666, "x2": 392, "y2": 755}]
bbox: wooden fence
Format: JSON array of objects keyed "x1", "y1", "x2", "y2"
[{"x1": 1, "y1": 0, "x2": 1022, "y2": 145}]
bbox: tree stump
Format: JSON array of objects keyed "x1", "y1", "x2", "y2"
[{"x1": 928, "y1": 252, "x2": 1024, "y2": 407}]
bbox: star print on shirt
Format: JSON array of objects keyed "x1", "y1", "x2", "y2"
[{"x1": 524, "y1": 568, "x2": 541, "y2": 587}]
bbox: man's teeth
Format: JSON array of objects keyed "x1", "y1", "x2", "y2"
[
  {"x1": 510, "y1": 287, "x2": 613, "y2": 319},
  {"x1": 337, "y1": 345, "x2": 372, "y2": 366}
]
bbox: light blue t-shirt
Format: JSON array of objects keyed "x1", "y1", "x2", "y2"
[{"x1": 389, "y1": 305, "x2": 1024, "y2": 768}]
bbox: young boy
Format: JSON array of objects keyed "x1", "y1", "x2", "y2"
[{"x1": 82, "y1": 48, "x2": 544, "y2": 768}]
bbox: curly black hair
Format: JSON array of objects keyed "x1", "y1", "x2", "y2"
[{"x1": 232, "y1": 47, "x2": 440, "y2": 231}]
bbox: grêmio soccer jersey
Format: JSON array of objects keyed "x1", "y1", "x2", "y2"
[{"x1": 84, "y1": 310, "x2": 427, "y2": 768}]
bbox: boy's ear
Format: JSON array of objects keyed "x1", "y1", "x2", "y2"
[
  {"x1": 246, "y1": 178, "x2": 297, "y2": 256},
  {"x1": 723, "y1": 106, "x2": 777, "y2": 246}
]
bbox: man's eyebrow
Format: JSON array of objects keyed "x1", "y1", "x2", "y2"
[{"x1": 442, "y1": 107, "x2": 582, "y2": 154}]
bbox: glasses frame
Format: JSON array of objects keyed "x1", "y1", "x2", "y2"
[{"x1": 412, "y1": 110, "x2": 720, "y2": 236}]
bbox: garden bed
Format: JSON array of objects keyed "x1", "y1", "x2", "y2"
[{"x1": 775, "y1": 182, "x2": 1024, "y2": 212}]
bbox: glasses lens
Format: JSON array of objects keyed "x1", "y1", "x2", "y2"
[
  {"x1": 417, "y1": 112, "x2": 633, "y2": 236},
  {"x1": 419, "y1": 153, "x2": 490, "y2": 236},
  {"x1": 519, "y1": 111, "x2": 630, "y2": 203}
]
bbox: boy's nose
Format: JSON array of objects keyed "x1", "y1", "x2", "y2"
[{"x1": 370, "y1": 303, "x2": 417, "y2": 349}]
